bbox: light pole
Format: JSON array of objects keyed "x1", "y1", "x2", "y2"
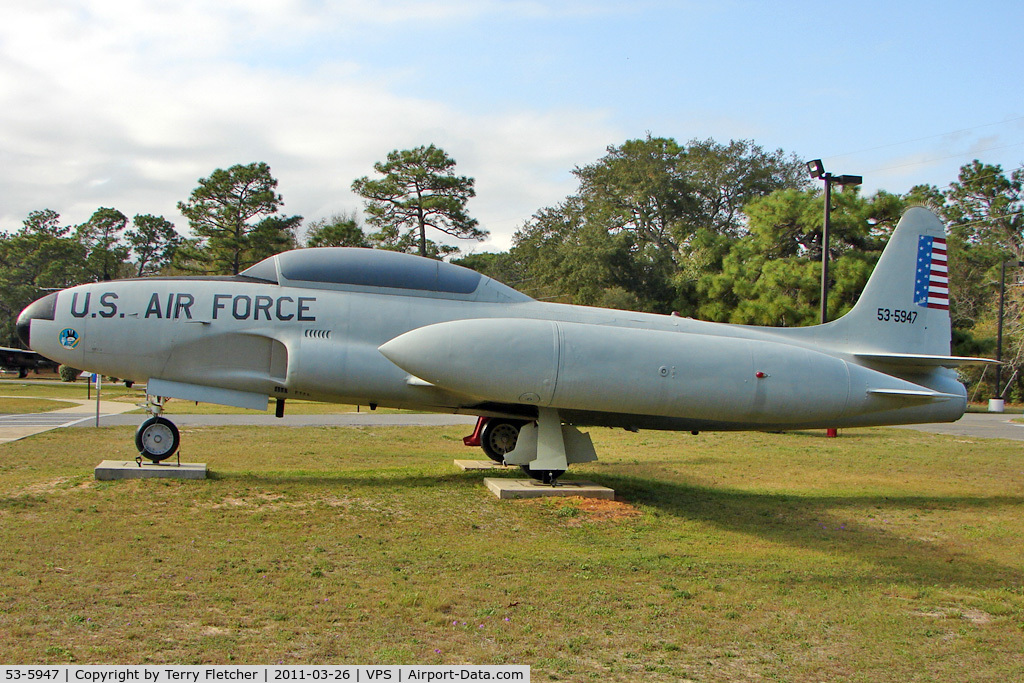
[
  {"x1": 807, "y1": 160, "x2": 862, "y2": 324},
  {"x1": 994, "y1": 259, "x2": 1024, "y2": 409}
]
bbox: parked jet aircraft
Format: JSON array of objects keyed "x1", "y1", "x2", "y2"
[
  {"x1": 0, "y1": 346, "x2": 58, "y2": 378},
  {"x1": 17, "y1": 208, "x2": 993, "y2": 483}
]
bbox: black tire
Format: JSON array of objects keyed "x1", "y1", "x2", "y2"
[
  {"x1": 135, "y1": 416, "x2": 180, "y2": 462},
  {"x1": 480, "y1": 419, "x2": 525, "y2": 463},
  {"x1": 519, "y1": 466, "x2": 565, "y2": 485}
]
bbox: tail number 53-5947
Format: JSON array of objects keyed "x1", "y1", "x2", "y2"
[{"x1": 877, "y1": 308, "x2": 918, "y2": 324}]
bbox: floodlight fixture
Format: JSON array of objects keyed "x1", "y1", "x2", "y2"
[{"x1": 808, "y1": 160, "x2": 861, "y2": 324}]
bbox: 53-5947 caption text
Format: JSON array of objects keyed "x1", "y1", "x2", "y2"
[{"x1": 2, "y1": 667, "x2": 528, "y2": 683}]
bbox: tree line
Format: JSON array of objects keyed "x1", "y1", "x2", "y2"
[
  {"x1": 2, "y1": 138, "x2": 1021, "y2": 401},
  {"x1": 0, "y1": 147, "x2": 480, "y2": 347},
  {"x1": 454, "y1": 139, "x2": 1022, "y2": 401}
]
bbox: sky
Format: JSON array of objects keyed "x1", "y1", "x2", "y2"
[{"x1": 2, "y1": 0, "x2": 1022, "y2": 252}]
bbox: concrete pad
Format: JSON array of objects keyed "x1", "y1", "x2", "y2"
[
  {"x1": 454, "y1": 459, "x2": 513, "y2": 471},
  {"x1": 95, "y1": 460, "x2": 207, "y2": 481},
  {"x1": 484, "y1": 477, "x2": 614, "y2": 500}
]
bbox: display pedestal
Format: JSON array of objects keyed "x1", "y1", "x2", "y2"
[
  {"x1": 95, "y1": 460, "x2": 207, "y2": 481},
  {"x1": 483, "y1": 478, "x2": 614, "y2": 500}
]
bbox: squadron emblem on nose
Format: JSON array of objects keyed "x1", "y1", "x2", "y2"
[{"x1": 59, "y1": 328, "x2": 80, "y2": 349}]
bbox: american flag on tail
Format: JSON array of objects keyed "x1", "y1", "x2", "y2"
[{"x1": 913, "y1": 235, "x2": 948, "y2": 310}]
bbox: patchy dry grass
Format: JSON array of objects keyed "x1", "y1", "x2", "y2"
[
  {"x1": 0, "y1": 424, "x2": 1022, "y2": 681},
  {"x1": 0, "y1": 397, "x2": 77, "y2": 414}
]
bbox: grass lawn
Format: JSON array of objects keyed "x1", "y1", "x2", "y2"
[
  {"x1": 0, "y1": 397, "x2": 77, "y2": 414},
  {"x1": 0, "y1": 379, "x2": 401, "y2": 415},
  {"x1": 0, "y1": 424, "x2": 1022, "y2": 680},
  {"x1": 968, "y1": 402, "x2": 1024, "y2": 414},
  {"x1": 0, "y1": 379, "x2": 139, "y2": 402}
]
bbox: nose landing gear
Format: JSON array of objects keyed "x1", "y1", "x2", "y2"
[
  {"x1": 135, "y1": 396, "x2": 180, "y2": 463},
  {"x1": 135, "y1": 415, "x2": 181, "y2": 462}
]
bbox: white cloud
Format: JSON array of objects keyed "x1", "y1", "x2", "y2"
[
  {"x1": 12, "y1": 2, "x2": 1014, "y2": 252},
  {"x1": 0, "y1": 1, "x2": 619, "y2": 249}
]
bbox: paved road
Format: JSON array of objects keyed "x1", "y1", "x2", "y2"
[
  {"x1": 75, "y1": 410, "x2": 1024, "y2": 441},
  {"x1": 0, "y1": 412, "x2": 95, "y2": 428},
  {"x1": 78, "y1": 412, "x2": 480, "y2": 428},
  {"x1": 892, "y1": 412, "x2": 1024, "y2": 441},
  {"x1": 1, "y1": 404, "x2": 477, "y2": 443},
  {"x1": 0, "y1": 397, "x2": 138, "y2": 443},
  {"x1": 2, "y1": 399, "x2": 1021, "y2": 443}
]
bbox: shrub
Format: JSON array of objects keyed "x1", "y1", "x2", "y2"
[{"x1": 58, "y1": 365, "x2": 81, "y2": 382}]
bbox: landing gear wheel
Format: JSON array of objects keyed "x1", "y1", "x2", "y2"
[
  {"x1": 135, "y1": 416, "x2": 180, "y2": 462},
  {"x1": 480, "y1": 419, "x2": 525, "y2": 463},
  {"x1": 519, "y1": 466, "x2": 565, "y2": 486}
]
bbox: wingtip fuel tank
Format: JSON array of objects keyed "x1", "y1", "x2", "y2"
[{"x1": 379, "y1": 315, "x2": 968, "y2": 431}]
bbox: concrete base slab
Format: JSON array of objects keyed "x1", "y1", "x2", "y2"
[
  {"x1": 95, "y1": 460, "x2": 207, "y2": 481},
  {"x1": 484, "y1": 477, "x2": 614, "y2": 500},
  {"x1": 454, "y1": 459, "x2": 513, "y2": 471}
]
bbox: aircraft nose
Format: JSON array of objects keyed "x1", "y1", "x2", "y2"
[{"x1": 16, "y1": 292, "x2": 58, "y2": 348}]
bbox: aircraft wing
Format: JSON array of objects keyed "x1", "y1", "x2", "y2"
[
  {"x1": 866, "y1": 387, "x2": 965, "y2": 401},
  {"x1": 854, "y1": 352, "x2": 999, "y2": 369}
]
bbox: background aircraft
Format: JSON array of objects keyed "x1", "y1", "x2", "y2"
[
  {"x1": 0, "y1": 346, "x2": 58, "y2": 378},
  {"x1": 17, "y1": 208, "x2": 993, "y2": 483}
]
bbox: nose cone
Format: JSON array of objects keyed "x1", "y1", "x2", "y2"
[{"x1": 17, "y1": 292, "x2": 58, "y2": 348}]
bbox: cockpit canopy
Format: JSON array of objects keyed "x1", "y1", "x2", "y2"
[{"x1": 240, "y1": 247, "x2": 532, "y2": 303}]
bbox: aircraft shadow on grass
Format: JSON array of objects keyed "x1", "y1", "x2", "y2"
[
  {"x1": 217, "y1": 468, "x2": 1023, "y2": 590},
  {"x1": 599, "y1": 472, "x2": 1024, "y2": 590}
]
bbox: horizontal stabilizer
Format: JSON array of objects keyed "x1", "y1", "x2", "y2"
[
  {"x1": 855, "y1": 352, "x2": 998, "y2": 368},
  {"x1": 867, "y1": 388, "x2": 962, "y2": 401}
]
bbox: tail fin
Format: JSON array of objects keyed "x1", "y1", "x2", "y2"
[
  {"x1": 764, "y1": 207, "x2": 995, "y2": 413},
  {"x1": 827, "y1": 207, "x2": 951, "y2": 358},
  {"x1": 810, "y1": 207, "x2": 992, "y2": 370}
]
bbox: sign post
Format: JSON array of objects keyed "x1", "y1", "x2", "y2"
[{"x1": 94, "y1": 373, "x2": 101, "y2": 427}]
